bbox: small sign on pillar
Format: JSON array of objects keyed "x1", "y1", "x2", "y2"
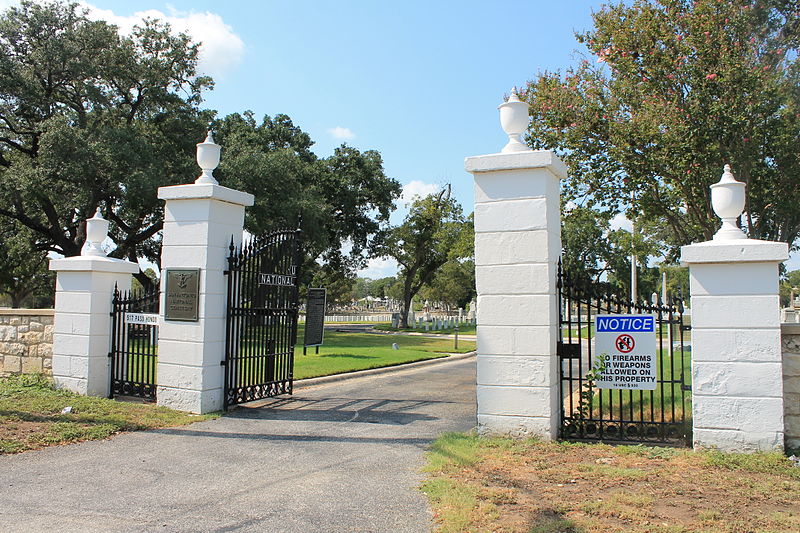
[{"x1": 164, "y1": 268, "x2": 200, "y2": 321}]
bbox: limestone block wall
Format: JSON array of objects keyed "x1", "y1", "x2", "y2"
[
  {"x1": 782, "y1": 324, "x2": 800, "y2": 450},
  {"x1": 0, "y1": 309, "x2": 55, "y2": 376}
]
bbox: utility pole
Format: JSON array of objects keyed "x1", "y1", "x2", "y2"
[
  {"x1": 663, "y1": 270, "x2": 672, "y2": 349},
  {"x1": 630, "y1": 191, "x2": 638, "y2": 303}
]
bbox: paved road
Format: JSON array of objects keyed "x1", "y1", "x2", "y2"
[{"x1": 0, "y1": 356, "x2": 476, "y2": 533}]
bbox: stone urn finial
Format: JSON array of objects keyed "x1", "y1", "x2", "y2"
[
  {"x1": 498, "y1": 87, "x2": 530, "y2": 153},
  {"x1": 711, "y1": 164, "x2": 747, "y2": 240},
  {"x1": 83, "y1": 207, "x2": 109, "y2": 257},
  {"x1": 196, "y1": 130, "x2": 220, "y2": 185}
]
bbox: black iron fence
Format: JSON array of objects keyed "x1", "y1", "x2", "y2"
[
  {"x1": 109, "y1": 284, "x2": 160, "y2": 400},
  {"x1": 557, "y1": 260, "x2": 691, "y2": 445},
  {"x1": 223, "y1": 228, "x2": 302, "y2": 409}
]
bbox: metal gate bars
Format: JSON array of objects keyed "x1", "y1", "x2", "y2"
[
  {"x1": 223, "y1": 227, "x2": 302, "y2": 409},
  {"x1": 557, "y1": 260, "x2": 692, "y2": 445},
  {"x1": 109, "y1": 284, "x2": 160, "y2": 400}
]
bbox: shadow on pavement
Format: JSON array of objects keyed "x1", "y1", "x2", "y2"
[
  {"x1": 222, "y1": 396, "x2": 449, "y2": 425},
  {"x1": 147, "y1": 428, "x2": 434, "y2": 446}
]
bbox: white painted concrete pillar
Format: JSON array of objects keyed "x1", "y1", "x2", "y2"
[
  {"x1": 155, "y1": 133, "x2": 253, "y2": 413},
  {"x1": 156, "y1": 183, "x2": 254, "y2": 414},
  {"x1": 681, "y1": 241, "x2": 788, "y2": 451},
  {"x1": 49, "y1": 211, "x2": 139, "y2": 396},
  {"x1": 465, "y1": 90, "x2": 566, "y2": 438},
  {"x1": 680, "y1": 165, "x2": 789, "y2": 451}
]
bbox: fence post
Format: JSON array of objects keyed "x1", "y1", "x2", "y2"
[
  {"x1": 681, "y1": 165, "x2": 788, "y2": 452},
  {"x1": 156, "y1": 131, "x2": 254, "y2": 414},
  {"x1": 465, "y1": 89, "x2": 566, "y2": 439},
  {"x1": 49, "y1": 209, "x2": 139, "y2": 396}
]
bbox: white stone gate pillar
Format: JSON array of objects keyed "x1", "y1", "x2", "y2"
[
  {"x1": 156, "y1": 132, "x2": 254, "y2": 414},
  {"x1": 50, "y1": 210, "x2": 139, "y2": 396},
  {"x1": 464, "y1": 90, "x2": 566, "y2": 438},
  {"x1": 681, "y1": 165, "x2": 788, "y2": 452}
]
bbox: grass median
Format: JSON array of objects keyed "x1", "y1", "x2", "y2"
[
  {"x1": 0, "y1": 374, "x2": 215, "y2": 454},
  {"x1": 422, "y1": 433, "x2": 800, "y2": 533}
]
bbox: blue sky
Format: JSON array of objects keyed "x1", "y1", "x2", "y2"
[
  {"x1": 6, "y1": 1, "x2": 797, "y2": 273},
  {"x1": 58, "y1": 0, "x2": 608, "y2": 277}
]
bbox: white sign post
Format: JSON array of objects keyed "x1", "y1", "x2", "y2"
[{"x1": 594, "y1": 314, "x2": 657, "y2": 390}]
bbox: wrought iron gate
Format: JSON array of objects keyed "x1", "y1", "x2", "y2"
[
  {"x1": 557, "y1": 260, "x2": 691, "y2": 445},
  {"x1": 109, "y1": 284, "x2": 160, "y2": 400},
  {"x1": 223, "y1": 228, "x2": 302, "y2": 409}
]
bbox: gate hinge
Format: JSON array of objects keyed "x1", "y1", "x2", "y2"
[
  {"x1": 220, "y1": 360, "x2": 227, "y2": 366},
  {"x1": 681, "y1": 384, "x2": 692, "y2": 392},
  {"x1": 107, "y1": 352, "x2": 113, "y2": 358},
  {"x1": 680, "y1": 324, "x2": 692, "y2": 332}
]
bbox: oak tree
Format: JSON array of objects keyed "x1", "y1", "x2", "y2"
[{"x1": 525, "y1": 0, "x2": 800, "y2": 257}]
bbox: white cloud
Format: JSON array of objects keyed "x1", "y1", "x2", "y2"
[
  {"x1": 609, "y1": 212, "x2": 633, "y2": 232},
  {"x1": 400, "y1": 180, "x2": 440, "y2": 204},
  {"x1": 357, "y1": 257, "x2": 398, "y2": 279},
  {"x1": 80, "y1": 2, "x2": 244, "y2": 79},
  {"x1": 328, "y1": 126, "x2": 356, "y2": 140}
]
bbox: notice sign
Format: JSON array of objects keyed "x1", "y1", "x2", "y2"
[{"x1": 594, "y1": 314, "x2": 657, "y2": 390}]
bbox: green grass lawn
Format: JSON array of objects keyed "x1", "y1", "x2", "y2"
[
  {"x1": 0, "y1": 374, "x2": 215, "y2": 454},
  {"x1": 294, "y1": 324, "x2": 475, "y2": 379},
  {"x1": 113, "y1": 337, "x2": 157, "y2": 384}
]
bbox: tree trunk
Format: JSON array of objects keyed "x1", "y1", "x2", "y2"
[
  {"x1": 400, "y1": 275, "x2": 415, "y2": 329},
  {"x1": 10, "y1": 288, "x2": 29, "y2": 308}
]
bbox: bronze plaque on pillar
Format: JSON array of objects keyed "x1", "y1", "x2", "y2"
[{"x1": 164, "y1": 268, "x2": 200, "y2": 321}]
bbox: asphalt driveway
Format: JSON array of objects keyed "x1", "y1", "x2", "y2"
[{"x1": 0, "y1": 355, "x2": 476, "y2": 532}]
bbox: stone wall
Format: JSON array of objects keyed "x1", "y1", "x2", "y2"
[
  {"x1": 0, "y1": 309, "x2": 54, "y2": 377},
  {"x1": 782, "y1": 324, "x2": 800, "y2": 450}
]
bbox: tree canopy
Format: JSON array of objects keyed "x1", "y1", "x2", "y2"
[
  {"x1": 376, "y1": 187, "x2": 469, "y2": 326},
  {"x1": 0, "y1": 222, "x2": 53, "y2": 308},
  {"x1": 525, "y1": 0, "x2": 800, "y2": 259},
  {"x1": 215, "y1": 112, "x2": 401, "y2": 273},
  {"x1": 0, "y1": 0, "x2": 211, "y2": 272},
  {"x1": 0, "y1": 1, "x2": 401, "y2": 296},
  {"x1": 417, "y1": 213, "x2": 475, "y2": 310}
]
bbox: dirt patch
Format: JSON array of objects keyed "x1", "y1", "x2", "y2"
[
  {"x1": 0, "y1": 420, "x2": 50, "y2": 441},
  {"x1": 424, "y1": 436, "x2": 800, "y2": 532}
]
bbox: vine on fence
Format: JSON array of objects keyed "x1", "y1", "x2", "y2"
[{"x1": 576, "y1": 353, "x2": 609, "y2": 423}]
